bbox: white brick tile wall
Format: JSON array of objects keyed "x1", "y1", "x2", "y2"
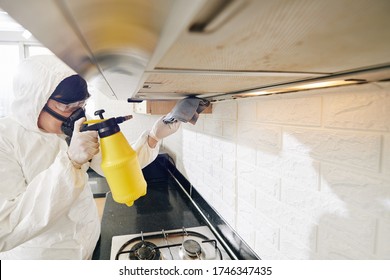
[
  {"x1": 183, "y1": 117, "x2": 204, "y2": 132},
  {"x1": 222, "y1": 188, "x2": 236, "y2": 209},
  {"x1": 237, "y1": 161, "x2": 281, "y2": 199},
  {"x1": 255, "y1": 192, "x2": 315, "y2": 246},
  {"x1": 280, "y1": 185, "x2": 323, "y2": 221},
  {"x1": 283, "y1": 127, "x2": 382, "y2": 171},
  {"x1": 238, "y1": 123, "x2": 282, "y2": 150},
  {"x1": 281, "y1": 154, "x2": 320, "y2": 190},
  {"x1": 237, "y1": 198, "x2": 257, "y2": 247},
  {"x1": 160, "y1": 82, "x2": 390, "y2": 260},
  {"x1": 237, "y1": 100, "x2": 256, "y2": 121},
  {"x1": 203, "y1": 172, "x2": 222, "y2": 196},
  {"x1": 211, "y1": 101, "x2": 237, "y2": 120},
  {"x1": 323, "y1": 83, "x2": 390, "y2": 132},
  {"x1": 321, "y1": 164, "x2": 390, "y2": 220},
  {"x1": 237, "y1": 178, "x2": 256, "y2": 208},
  {"x1": 212, "y1": 137, "x2": 236, "y2": 154},
  {"x1": 316, "y1": 227, "x2": 374, "y2": 259},
  {"x1": 383, "y1": 135, "x2": 390, "y2": 176},
  {"x1": 236, "y1": 214, "x2": 256, "y2": 248},
  {"x1": 237, "y1": 196, "x2": 256, "y2": 219},
  {"x1": 222, "y1": 120, "x2": 237, "y2": 140},
  {"x1": 195, "y1": 180, "x2": 214, "y2": 205},
  {"x1": 210, "y1": 149, "x2": 223, "y2": 169},
  {"x1": 256, "y1": 150, "x2": 283, "y2": 177},
  {"x1": 204, "y1": 118, "x2": 223, "y2": 136},
  {"x1": 319, "y1": 209, "x2": 377, "y2": 254},
  {"x1": 236, "y1": 161, "x2": 257, "y2": 183},
  {"x1": 256, "y1": 96, "x2": 322, "y2": 126},
  {"x1": 376, "y1": 219, "x2": 390, "y2": 258},
  {"x1": 279, "y1": 230, "x2": 316, "y2": 259},
  {"x1": 258, "y1": 176, "x2": 281, "y2": 200},
  {"x1": 237, "y1": 144, "x2": 256, "y2": 165},
  {"x1": 196, "y1": 132, "x2": 213, "y2": 146},
  {"x1": 254, "y1": 213, "x2": 280, "y2": 248},
  {"x1": 212, "y1": 163, "x2": 235, "y2": 185},
  {"x1": 255, "y1": 235, "x2": 287, "y2": 260}
]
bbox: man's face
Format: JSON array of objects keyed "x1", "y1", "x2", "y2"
[{"x1": 37, "y1": 99, "x2": 86, "y2": 134}]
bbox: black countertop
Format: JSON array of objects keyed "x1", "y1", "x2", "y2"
[
  {"x1": 92, "y1": 154, "x2": 260, "y2": 260},
  {"x1": 92, "y1": 155, "x2": 206, "y2": 260}
]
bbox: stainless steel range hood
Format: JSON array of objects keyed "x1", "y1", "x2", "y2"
[
  {"x1": 1, "y1": 0, "x2": 390, "y2": 102},
  {"x1": 0, "y1": 0, "x2": 188, "y2": 99}
]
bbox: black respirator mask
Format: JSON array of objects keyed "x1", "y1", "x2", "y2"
[
  {"x1": 61, "y1": 107, "x2": 86, "y2": 137},
  {"x1": 44, "y1": 75, "x2": 90, "y2": 138},
  {"x1": 42, "y1": 104, "x2": 86, "y2": 137}
]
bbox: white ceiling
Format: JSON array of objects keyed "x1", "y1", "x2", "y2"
[{"x1": 0, "y1": 8, "x2": 36, "y2": 42}]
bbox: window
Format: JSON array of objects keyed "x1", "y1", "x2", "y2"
[
  {"x1": 27, "y1": 45, "x2": 53, "y2": 57},
  {"x1": 0, "y1": 43, "x2": 20, "y2": 117}
]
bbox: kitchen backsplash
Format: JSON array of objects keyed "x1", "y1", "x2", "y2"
[
  {"x1": 97, "y1": 82, "x2": 390, "y2": 259},
  {"x1": 162, "y1": 82, "x2": 390, "y2": 260}
]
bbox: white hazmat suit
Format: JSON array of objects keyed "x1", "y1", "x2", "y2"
[{"x1": 0, "y1": 55, "x2": 160, "y2": 259}]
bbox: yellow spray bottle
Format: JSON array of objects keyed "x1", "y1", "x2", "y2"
[{"x1": 83, "y1": 110, "x2": 147, "y2": 206}]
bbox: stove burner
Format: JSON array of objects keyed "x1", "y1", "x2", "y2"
[
  {"x1": 182, "y1": 239, "x2": 202, "y2": 258},
  {"x1": 129, "y1": 241, "x2": 161, "y2": 260},
  {"x1": 113, "y1": 227, "x2": 229, "y2": 260}
]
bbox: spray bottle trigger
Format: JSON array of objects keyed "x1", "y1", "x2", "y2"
[{"x1": 95, "y1": 109, "x2": 105, "y2": 119}]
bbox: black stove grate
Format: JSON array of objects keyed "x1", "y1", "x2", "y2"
[{"x1": 115, "y1": 229, "x2": 223, "y2": 260}]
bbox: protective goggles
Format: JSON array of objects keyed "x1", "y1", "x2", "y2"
[{"x1": 52, "y1": 99, "x2": 88, "y2": 113}]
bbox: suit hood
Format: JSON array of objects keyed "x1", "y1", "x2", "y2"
[{"x1": 10, "y1": 55, "x2": 76, "y2": 132}]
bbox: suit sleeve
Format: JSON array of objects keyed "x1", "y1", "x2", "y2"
[{"x1": 0, "y1": 146, "x2": 87, "y2": 252}]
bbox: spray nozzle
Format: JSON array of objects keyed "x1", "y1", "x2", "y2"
[
  {"x1": 90, "y1": 109, "x2": 132, "y2": 124},
  {"x1": 114, "y1": 115, "x2": 133, "y2": 124}
]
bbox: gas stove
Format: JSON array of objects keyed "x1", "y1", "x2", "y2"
[{"x1": 110, "y1": 226, "x2": 232, "y2": 260}]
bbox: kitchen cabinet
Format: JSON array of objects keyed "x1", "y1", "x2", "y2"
[
  {"x1": 133, "y1": 100, "x2": 212, "y2": 115},
  {"x1": 94, "y1": 197, "x2": 106, "y2": 221},
  {"x1": 88, "y1": 169, "x2": 109, "y2": 221}
]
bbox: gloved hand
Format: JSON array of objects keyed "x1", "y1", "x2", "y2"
[
  {"x1": 67, "y1": 117, "x2": 99, "y2": 168},
  {"x1": 149, "y1": 116, "x2": 181, "y2": 142}
]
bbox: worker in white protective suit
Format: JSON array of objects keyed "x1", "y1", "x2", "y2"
[{"x1": 0, "y1": 55, "x2": 180, "y2": 259}]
